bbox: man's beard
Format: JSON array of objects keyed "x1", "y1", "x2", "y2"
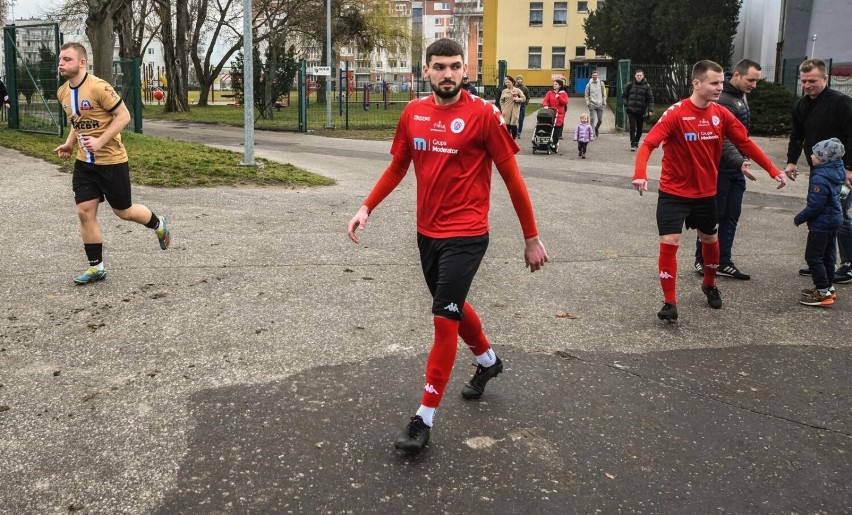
[{"x1": 431, "y1": 80, "x2": 461, "y2": 99}]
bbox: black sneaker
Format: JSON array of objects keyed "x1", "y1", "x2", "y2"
[
  {"x1": 798, "y1": 267, "x2": 812, "y2": 276},
  {"x1": 701, "y1": 285, "x2": 723, "y2": 309},
  {"x1": 461, "y1": 356, "x2": 504, "y2": 399},
  {"x1": 394, "y1": 415, "x2": 430, "y2": 455},
  {"x1": 694, "y1": 261, "x2": 704, "y2": 276},
  {"x1": 717, "y1": 262, "x2": 750, "y2": 280},
  {"x1": 657, "y1": 302, "x2": 678, "y2": 322},
  {"x1": 834, "y1": 262, "x2": 852, "y2": 284}
]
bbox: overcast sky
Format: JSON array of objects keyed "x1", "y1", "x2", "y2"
[{"x1": 9, "y1": 0, "x2": 55, "y2": 21}]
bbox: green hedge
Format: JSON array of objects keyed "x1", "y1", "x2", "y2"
[{"x1": 748, "y1": 79, "x2": 799, "y2": 136}]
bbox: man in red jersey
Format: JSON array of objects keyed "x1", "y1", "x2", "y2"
[
  {"x1": 632, "y1": 60, "x2": 786, "y2": 322},
  {"x1": 347, "y1": 39, "x2": 548, "y2": 455}
]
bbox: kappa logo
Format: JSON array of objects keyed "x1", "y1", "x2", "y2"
[
  {"x1": 413, "y1": 137, "x2": 428, "y2": 151},
  {"x1": 705, "y1": 263, "x2": 719, "y2": 270},
  {"x1": 684, "y1": 132, "x2": 698, "y2": 142},
  {"x1": 660, "y1": 271, "x2": 674, "y2": 279},
  {"x1": 444, "y1": 302, "x2": 460, "y2": 313},
  {"x1": 413, "y1": 115, "x2": 431, "y2": 122},
  {"x1": 424, "y1": 383, "x2": 439, "y2": 395}
]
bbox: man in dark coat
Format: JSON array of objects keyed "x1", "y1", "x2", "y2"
[{"x1": 623, "y1": 69, "x2": 654, "y2": 150}]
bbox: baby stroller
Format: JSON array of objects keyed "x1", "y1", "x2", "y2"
[{"x1": 531, "y1": 108, "x2": 556, "y2": 154}]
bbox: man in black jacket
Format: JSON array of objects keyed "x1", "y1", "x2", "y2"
[
  {"x1": 623, "y1": 69, "x2": 654, "y2": 150},
  {"x1": 694, "y1": 59, "x2": 762, "y2": 280},
  {"x1": 785, "y1": 59, "x2": 852, "y2": 284}
]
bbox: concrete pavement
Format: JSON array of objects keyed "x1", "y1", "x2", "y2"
[{"x1": 0, "y1": 113, "x2": 849, "y2": 513}]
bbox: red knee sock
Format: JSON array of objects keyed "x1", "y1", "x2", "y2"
[
  {"x1": 659, "y1": 242, "x2": 678, "y2": 304},
  {"x1": 421, "y1": 316, "x2": 460, "y2": 409},
  {"x1": 458, "y1": 302, "x2": 491, "y2": 356},
  {"x1": 701, "y1": 241, "x2": 719, "y2": 287}
]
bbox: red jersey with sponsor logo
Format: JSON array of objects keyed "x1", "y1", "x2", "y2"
[
  {"x1": 644, "y1": 98, "x2": 751, "y2": 198},
  {"x1": 390, "y1": 89, "x2": 520, "y2": 237}
]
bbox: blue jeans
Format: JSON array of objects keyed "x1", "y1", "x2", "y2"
[
  {"x1": 696, "y1": 170, "x2": 746, "y2": 265},
  {"x1": 837, "y1": 190, "x2": 852, "y2": 263},
  {"x1": 518, "y1": 103, "x2": 527, "y2": 135}
]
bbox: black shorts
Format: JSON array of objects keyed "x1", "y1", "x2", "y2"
[
  {"x1": 417, "y1": 233, "x2": 489, "y2": 320},
  {"x1": 72, "y1": 160, "x2": 133, "y2": 210},
  {"x1": 656, "y1": 191, "x2": 718, "y2": 236}
]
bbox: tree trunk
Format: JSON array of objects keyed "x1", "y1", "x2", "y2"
[
  {"x1": 175, "y1": 0, "x2": 190, "y2": 110},
  {"x1": 155, "y1": 0, "x2": 188, "y2": 112},
  {"x1": 86, "y1": 0, "x2": 123, "y2": 83}
]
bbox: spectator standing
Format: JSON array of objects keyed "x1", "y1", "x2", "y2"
[
  {"x1": 694, "y1": 59, "x2": 763, "y2": 281},
  {"x1": 794, "y1": 138, "x2": 845, "y2": 307},
  {"x1": 500, "y1": 76, "x2": 525, "y2": 139},
  {"x1": 541, "y1": 79, "x2": 569, "y2": 152},
  {"x1": 515, "y1": 75, "x2": 532, "y2": 138},
  {"x1": 461, "y1": 74, "x2": 478, "y2": 95},
  {"x1": 584, "y1": 70, "x2": 607, "y2": 135},
  {"x1": 784, "y1": 58, "x2": 852, "y2": 285},
  {"x1": 623, "y1": 70, "x2": 654, "y2": 151},
  {"x1": 573, "y1": 113, "x2": 595, "y2": 158},
  {"x1": 0, "y1": 77, "x2": 10, "y2": 109}
]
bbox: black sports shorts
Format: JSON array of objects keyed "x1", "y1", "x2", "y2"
[
  {"x1": 72, "y1": 160, "x2": 133, "y2": 210},
  {"x1": 417, "y1": 233, "x2": 489, "y2": 321},
  {"x1": 656, "y1": 191, "x2": 718, "y2": 236}
]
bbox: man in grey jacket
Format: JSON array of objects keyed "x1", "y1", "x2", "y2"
[
  {"x1": 584, "y1": 70, "x2": 606, "y2": 135},
  {"x1": 694, "y1": 59, "x2": 762, "y2": 280}
]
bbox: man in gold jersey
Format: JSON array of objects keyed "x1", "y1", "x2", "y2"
[{"x1": 53, "y1": 42, "x2": 171, "y2": 284}]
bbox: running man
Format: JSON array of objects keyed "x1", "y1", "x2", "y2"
[
  {"x1": 632, "y1": 60, "x2": 786, "y2": 321},
  {"x1": 53, "y1": 43, "x2": 170, "y2": 284},
  {"x1": 347, "y1": 39, "x2": 548, "y2": 455}
]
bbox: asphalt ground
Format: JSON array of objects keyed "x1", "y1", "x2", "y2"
[{"x1": 1, "y1": 102, "x2": 850, "y2": 513}]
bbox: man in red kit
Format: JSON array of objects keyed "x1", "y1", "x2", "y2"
[
  {"x1": 632, "y1": 60, "x2": 786, "y2": 322},
  {"x1": 347, "y1": 39, "x2": 548, "y2": 455}
]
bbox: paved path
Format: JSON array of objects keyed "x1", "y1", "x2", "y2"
[{"x1": 0, "y1": 118, "x2": 849, "y2": 513}]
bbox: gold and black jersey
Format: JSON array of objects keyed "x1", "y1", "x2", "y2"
[{"x1": 57, "y1": 73, "x2": 127, "y2": 164}]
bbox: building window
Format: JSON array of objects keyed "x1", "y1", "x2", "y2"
[
  {"x1": 435, "y1": 32, "x2": 442, "y2": 39},
  {"x1": 528, "y1": 47, "x2": 542, "y2": 69},
  {"x1": 553, "y1": 2, "x2": 567, "y2": 25},
  {"x1": 552, "y1": 47, "x2": 566, "y2": 69},
  {"x1": 529, "y1": 2, "x2": 543, "y2": 26},
  {"x1": 436, "y1": 2, "x2": 450, "y2": 10},
  {"x1": 577, "y1": 1, "x2": 588, "y2": 12},
  {"x1": 148, "y1": 48, "x2": 155, "y2": 55},
  {"x1": 434, "y1": 18, "x2": 442, "y2": 26},
  {"x1": 575, "y1": 46, "x2": 586, "y2": 58}
]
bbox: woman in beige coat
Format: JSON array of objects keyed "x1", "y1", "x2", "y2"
[{"x1": 499, "y1": 76, "x2": 525, "y2": 139}]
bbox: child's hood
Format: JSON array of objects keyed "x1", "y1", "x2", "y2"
[{"x1": 813, "y1": 159, "x2": 846, "y2": 186}]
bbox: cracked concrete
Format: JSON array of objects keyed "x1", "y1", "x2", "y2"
[{"x1": 1, "y1": 103, "x2": 850, "y2": 513}]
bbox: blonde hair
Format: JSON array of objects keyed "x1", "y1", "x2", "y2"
[{"x1": 580, "y1": 114, "x2": 589, "y2": 122}]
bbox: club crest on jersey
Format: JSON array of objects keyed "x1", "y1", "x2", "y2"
[
  {"x1": 80, "y1": 100, "x2": 92, "y2": 110},
  {"x1": 712, "y1": 115, "x2": 720, "y2": 126},
  {"x1": 451, "y1": 118, "x2": 465, "y2": 134}
]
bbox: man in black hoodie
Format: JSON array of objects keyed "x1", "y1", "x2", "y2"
[
  {"x1": 785, "y1": 59, "x2": 852, "y2": 284},
  {"x1": 623, "y1": 69, "x2": 654, "y2": 150},
  {"x1": 694, "y1": 59, "x2": 762, "y2": 280}
]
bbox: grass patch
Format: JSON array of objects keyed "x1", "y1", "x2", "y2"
[{"x1": 0, "y1": 127, "x2": 334, "y2": 188}]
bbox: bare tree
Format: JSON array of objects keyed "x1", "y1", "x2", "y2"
[{"x1": 153, "y1": 0, "x2": 189, "y2": 112}]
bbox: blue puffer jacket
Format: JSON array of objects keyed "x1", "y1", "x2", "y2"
[{"x1": 793, "y1": 159, "x2": 845, "y2": 231}]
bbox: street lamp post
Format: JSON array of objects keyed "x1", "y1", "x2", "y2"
[{"x1": 242, "y1": 0, "x2": 256, "y2": 166}]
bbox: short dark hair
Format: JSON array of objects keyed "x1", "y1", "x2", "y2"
[
  {"x1": 60, "y1": 42, "x2": 88, "y2": 60},
  {"x1": 425, "y1": 39, "x2": 464, "y2": 65},
  {"x1": 692, "y1": 60, "x2": 723, "y2": 81},
  {"x1": 733, "y1": 58, "x2": 761, "y2": 76},
  {"x1": 799, "y1": 59, "x2": 827, "y2": 77},
  {"x1": 505, "y1": 76, "x2": 516, "y2": 85}
]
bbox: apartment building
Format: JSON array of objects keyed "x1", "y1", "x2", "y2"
[{"x1": 482, "y1": 0, "x2": 611, "y2": 94}]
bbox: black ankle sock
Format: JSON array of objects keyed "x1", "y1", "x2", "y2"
[
  {"x1": 145, "y1": 212, "x2": 160, "y2": 229},
  {"x1": 84, "y1": 243, "x2": 103, "y2": 266}
]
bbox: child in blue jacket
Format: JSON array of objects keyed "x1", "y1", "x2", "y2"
[{"x1": 794, "y1": 137, "x2": 846, "y2": 307}]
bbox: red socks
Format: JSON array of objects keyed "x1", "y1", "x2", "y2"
[
  {"x1": 421, "y1": 316, "x2": 460, "y2": 409},
  {"x1": 701, "y1": 240, "x2": 719, "y2": 287},
  {"x1": 659, "y1": 242, "x2": 678, "y2": 304},
  {"x1": 458, "y1": 302, "x2": 491, "y2": 356}
]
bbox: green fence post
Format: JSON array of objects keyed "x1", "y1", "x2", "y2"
[
  {"x1": 616, "y1": 59, "x2": 630, "y2": 131},
  {"x1": 497, "y1": 60, "x2": 507, "y2": 102},
  {"x1": 132, "y1": 57, "x2": 143, "y2": 133},
  {"x1": 298, "y1": 60, "x2": 307, "y2": 133}
]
